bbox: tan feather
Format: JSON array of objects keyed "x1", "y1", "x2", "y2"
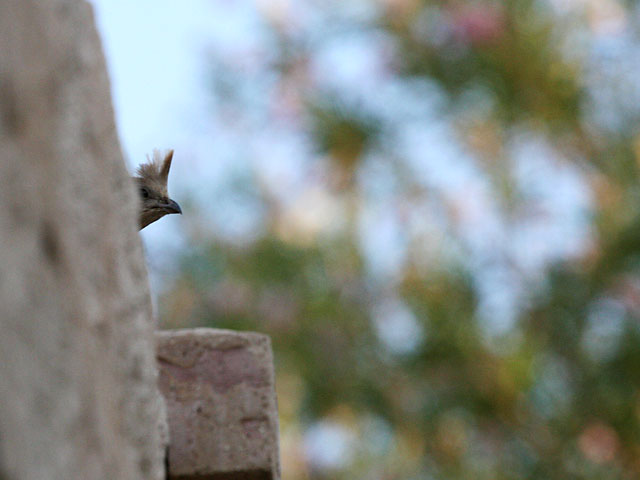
[
  {"x1": 136, "y1": 149, "x2": 173, "y2": 183},
  {"x1": 160, "y1": 149, "x2": 174, "y2": 180},
  {"x1": 134, "y1": 149, "x2": 181, "y2": 230}
]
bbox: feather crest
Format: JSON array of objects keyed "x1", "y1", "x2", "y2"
[{"x1": 136, "y1": 149, "x2": 174, "y2": 182}]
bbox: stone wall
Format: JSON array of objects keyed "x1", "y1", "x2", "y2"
[{"x1": 0, "y1": 1, "x2": 166, "y2": 479}]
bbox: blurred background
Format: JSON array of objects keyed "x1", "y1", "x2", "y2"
[{"x1": 91, "y1": 0, "x2": 640, "y2": 478}]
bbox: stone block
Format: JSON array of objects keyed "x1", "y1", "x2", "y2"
[{"x1": 156, "y1": 328, "x2": 280, "y2": 480}]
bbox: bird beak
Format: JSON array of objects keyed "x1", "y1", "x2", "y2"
[{"x1": 161, "y1": 198, "x2": 182, "y2": 215}]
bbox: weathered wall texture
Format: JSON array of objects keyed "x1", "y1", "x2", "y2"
[
  {"x1": 157, "y1": 329, "x2": 281, "y2": 480},
  {"x1": 0, "y1": 1, "x2": 166, "y2": 479}
]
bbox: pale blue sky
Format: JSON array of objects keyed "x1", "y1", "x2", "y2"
[
  {"x1": 91, "y1": 0, "x2": 219, "y2": 162},
  {"x1": 89, "y1": 0, "x2": 594, "y2": 343},
  {"x1": 90, "y1": 0, "x2": 246, "y2": 291}
]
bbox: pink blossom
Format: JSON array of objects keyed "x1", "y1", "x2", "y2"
[{"x1": 451, "y1": 3, "x2": 505, "y2": 46}]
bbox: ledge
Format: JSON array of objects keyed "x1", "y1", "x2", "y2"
[{"x1": 156, "y1": 328, "x2": 281, "y2": 480}]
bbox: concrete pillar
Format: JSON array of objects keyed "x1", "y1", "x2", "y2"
[{"x1": 157, "y1": 329, "x2": 281, "y2": 480}]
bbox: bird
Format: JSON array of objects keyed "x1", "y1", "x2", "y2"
[{"x1": 134, "y1": 149, "x2": 182, "y2": 230}]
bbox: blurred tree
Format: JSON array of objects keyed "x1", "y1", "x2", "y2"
[{"x1": 161, "y1": 0, "x2": 640, "y2": 478}]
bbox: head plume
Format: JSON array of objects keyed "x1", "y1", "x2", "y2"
[{"x1": 136, "y1": 149, "x2": 174, "y2": 185}]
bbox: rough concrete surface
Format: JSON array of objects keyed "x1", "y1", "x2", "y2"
[
  {"x1": 157, "y1": 329, "x2": 281, "y2": 480},
  {"x1": 0, "y1": 1, "x2": 166, "y2": 479}
]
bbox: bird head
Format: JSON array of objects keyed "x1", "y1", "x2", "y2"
[{"x1": 134, "y1": 149, "x2": 182, "y2": 230}]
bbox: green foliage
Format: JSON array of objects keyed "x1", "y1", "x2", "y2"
[{"x1": 162, "y1": 0, "x2": 640, "y2": 477}]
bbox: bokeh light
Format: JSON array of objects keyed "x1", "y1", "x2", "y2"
[{"x1": 92, "y1": 0, "x2": 640, "y2": 478}]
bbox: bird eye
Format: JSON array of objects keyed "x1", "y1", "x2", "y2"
[{"x1": 140, "y1": 187, "x2": 149, "y2": 199}]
